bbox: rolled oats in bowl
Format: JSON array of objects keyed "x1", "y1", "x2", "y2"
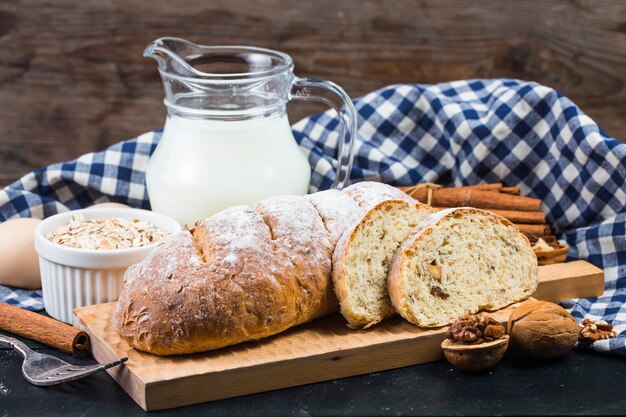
[
  {"x1": 35, "y1": 208, "x2": 181, "y2": 323},
  {"x1": 47, "y1": 213, "x2": 169, "y2": 250}
]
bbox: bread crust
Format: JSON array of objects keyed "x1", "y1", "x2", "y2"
[
  {"x1": 304, "y1": 189, "x2": 363, "y2": 247},
  {"x1": 343, "y1": 181, "x2": 418, "y2": 209}
]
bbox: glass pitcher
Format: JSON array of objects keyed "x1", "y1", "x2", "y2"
[{"x1": 143, "y1": 37, "x2": 356, "y2": 226}]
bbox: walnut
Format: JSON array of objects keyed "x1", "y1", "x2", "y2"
[
  {"x1": 429, "y1": 264, "x2": 442, "y2": 281},
  {"x1": 507, "y1": 300, "x2": 579, "y2": 359},
  {"x1": 446, "y1": 313, "x2": 506, "y2": 345},
  {"x1": 579, "y1": 318, "x2": 618, "y2": 342},
  {"x1": 441, "y1": 313, "x2": 509, "y2": 371}
]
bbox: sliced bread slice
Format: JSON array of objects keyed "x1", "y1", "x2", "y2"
[
  {"x1": 332, "y1": 200, "x2": 436, "y2": 329},
  {"x1": 388, "y1": 208, "x2": 538, "y2": 328}
]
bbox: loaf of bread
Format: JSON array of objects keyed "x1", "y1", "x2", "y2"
[
  {"x1": 388, "y1": 208, "x2": 538, "y2": 328},
  {"x1": 113, "y1": 182, "x2": 398, "y2": 355},
  {"x1": 332, "y1": 200, "x2": 435, "y2": 328}
]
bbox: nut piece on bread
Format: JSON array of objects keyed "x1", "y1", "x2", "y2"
[
  {"x1": 332, "y1": 200, "x2": 436, "y2": 328},
  {"x1": 388, "y1": 208, "x2": 538, "y2": 328}
]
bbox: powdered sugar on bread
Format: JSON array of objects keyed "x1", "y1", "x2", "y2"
[
  {"x1": 343, "y1": 181, "x2": 418, "y2": 210},
  {"x1": 256, "y1": 195, "x2": 337, "y2": 318},
  {"x1": 305, "y1": 190, "x2": 364, "y2": 246}
]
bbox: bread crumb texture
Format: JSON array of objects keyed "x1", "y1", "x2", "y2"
[
  {"x1": 332, "y1": 200, "x2": 435, "y2": 328},
  {"x1": 388, "y1": 208, "x2": 538, "y2": 328}
]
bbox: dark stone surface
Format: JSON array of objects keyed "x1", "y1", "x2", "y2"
[{"x1": 1, "y1": 330, "x2": 626, "y2": 416}]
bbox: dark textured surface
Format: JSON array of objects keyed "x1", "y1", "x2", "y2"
[
  {"x1": 1, "y1": 1, "x2": 626, "y2": 185},
  {"x1": 1, "y1": 330, "x2": 626, "y2": 416}
]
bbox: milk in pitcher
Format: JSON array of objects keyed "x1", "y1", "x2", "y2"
[{"x1": 146, "y1": 113, "x2": 311, "y2": 226}]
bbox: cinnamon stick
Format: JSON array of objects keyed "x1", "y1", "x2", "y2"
[
  {"x1": 515, "y1": 223, "x2": 552, "y2": 236},
  {"x1": 434, "y1": 208, "x2": 546, "y2": 224},
  {"x1": 0, "y1": 303, "x2": 89, "y2": 354},
  {"x1": 411, "y1": 188, "x2": 541, "y2": 211},
  {"x1": 399, "y1": 183, "x2": 504, "y2": 195},
  {"x1": 500, "y1": 186, "x2": 521, "y2": 195},
  {"x1": 462, "y1": 183, "x2": 504, "y2": 191}
]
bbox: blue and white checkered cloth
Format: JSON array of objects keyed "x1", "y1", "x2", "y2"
[{"x1": 2, "y1": 79, "x2": 625, "y2": 355}]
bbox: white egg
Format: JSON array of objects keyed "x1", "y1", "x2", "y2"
[
  {"x1": 0, "y1": 217, "x2": 41, "y2": 289},
  {"x1": 88, "y1": 202, "x2": 131, "y2": 209}
]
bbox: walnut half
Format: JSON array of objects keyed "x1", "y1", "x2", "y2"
[
  {"x1": 446, "y1": 313, "x2": 506, "y2": 345},
  {"x1": 579, "y1": 318, "x2": 618, "y2": 342},
  {"x1": 441, "y1": 313, "x2": 509, "y2": 371}
]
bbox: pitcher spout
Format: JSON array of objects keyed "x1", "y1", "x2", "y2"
[{"x1": 143, "y1": 37, "x2": 203, "y2": 78}]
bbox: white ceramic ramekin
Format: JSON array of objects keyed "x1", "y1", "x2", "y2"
[{"x1": 34, "y1": 208, "x2": 181, "y2": 324}]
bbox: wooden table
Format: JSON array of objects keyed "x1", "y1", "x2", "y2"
[
  {"x1": 1, "y1": 0, "x2": 626, "y2": 186},
  {"x1": 2, "y1": 329, "x2": 626, "y2": 416}
]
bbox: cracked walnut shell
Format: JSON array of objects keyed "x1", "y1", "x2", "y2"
[
  {"x1": 507, "y1": 300, "x2": 579, "y2": 359},
  {"x1": 441, "y1": 336, "x2": 509, "y2": 371}
]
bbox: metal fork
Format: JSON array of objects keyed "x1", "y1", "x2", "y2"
[{"x1": 0, "y1": 334, "x2": 127, "y2": 386}]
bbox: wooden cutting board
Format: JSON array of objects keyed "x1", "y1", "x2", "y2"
[{"x1": 74, "y1": 260, "x2": 603, "y2": 411}]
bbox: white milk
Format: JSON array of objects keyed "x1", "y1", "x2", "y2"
[{"x1": 146, "y1": 113, "x2": 311, "y2": 226}]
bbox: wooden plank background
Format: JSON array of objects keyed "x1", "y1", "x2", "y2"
[{"x1": 1, "y1": 0, "x2": 625, "y2": 186}]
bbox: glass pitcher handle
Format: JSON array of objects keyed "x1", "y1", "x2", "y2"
[{"x1": 290, "y1": 77, "x2": 357, "y2": 190}]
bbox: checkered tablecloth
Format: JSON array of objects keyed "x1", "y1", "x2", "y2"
[{"x1": 1, "y1": 79, "x2": 624, "y2": 355}]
